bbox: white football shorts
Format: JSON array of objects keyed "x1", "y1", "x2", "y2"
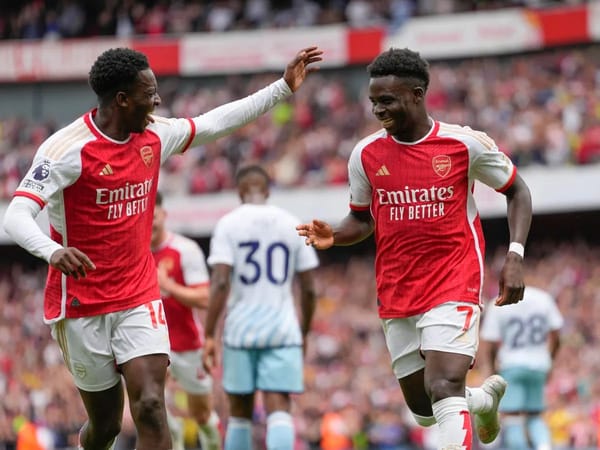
[
  {"x1": 50, "y1": 299, "x2": 171, "y2": 392},
  {"x1": 169, "y1": 349, "x2": 213, "y2": 395},
  {"x1": 381, "y1": 301, "x2": 481, "y2": 379}
]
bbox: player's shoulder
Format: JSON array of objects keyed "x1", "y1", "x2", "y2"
[
  {"x1": 436, "y1": 121, "x2": 497, "y2": 151},
  {"x1": 39, "y1": 116, "x2": 95, "y2": 161},
  {"x1": 353, "y1": 128, "x2": 388, "y2": 153}
]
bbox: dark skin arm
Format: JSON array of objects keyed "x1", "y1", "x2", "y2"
[
  {"x1": 202, "y1": 263, "x2": 231, "y2": 375},
  {"x1": 297, "y1": 269, "x2": 317, "y2": 355},
  {"x1": 495, "y1": 173, "x2": 532, "y2": 306},
  {"x1": 296, "y1": 209, "x2": 374, "y2": 250}
]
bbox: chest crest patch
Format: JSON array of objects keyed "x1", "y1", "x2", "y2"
[
  {"x1": 140, "y1": 145, "x2": 154, "y2": 167},
  {"x1": 432, "y1": 155, "x2": 451, "y2": 178}
]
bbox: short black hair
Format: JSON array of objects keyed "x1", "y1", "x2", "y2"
[
  {"x1": 367, "y1": 48, "x2": 430, "y2": 91},
  {"x1": 155, "y1": 190, "x2": 163, "y2": 206},
  {"x1": 235, "y1": 164, "x2": 270, "y2": 186},
  {"x1": 89, "y1": 48, "x2": 150, "y2": 102}
]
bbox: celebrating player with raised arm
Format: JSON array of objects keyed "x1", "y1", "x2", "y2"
[
  {"x1": 297, "y1": 48, "x2": 532, "y2": 449},
  {"x1": 3, "y1": 46, "x2": 322, "y2": 450}
]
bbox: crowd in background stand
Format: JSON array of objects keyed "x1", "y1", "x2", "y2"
[
  {"x1": 2, "y1": 44, "x2": 600, "y2": 199},
  {"x1": 0, "y1": 239, "x2": 599, "y2": 449},
  {"x1": 0, "y1": 0, "x2": 584, "y2": 41}
]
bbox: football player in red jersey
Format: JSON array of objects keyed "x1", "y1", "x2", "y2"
[
  {"x1": 151, "y1": 191, "x2": 221, "y2": 450},
  {"x1": 297, "y1": 47, "x2": 532, "y2": 449},
  {"x1": 3, "y1": 46, "x2": 322, "y2": 450}
]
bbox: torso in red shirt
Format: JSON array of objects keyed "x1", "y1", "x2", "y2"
[
  {"x1": 152, "y1": 232, "x2": 209, "y2": 352},
  {"x1": 347, "y1": 120, "x2": 516, "y2": 318},
  {"x1": 14, "y1": 111, "x2": 195, "y2": 322}
]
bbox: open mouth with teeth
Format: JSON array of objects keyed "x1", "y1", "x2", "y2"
[{"x1": 381, "y1": 118, "x2": 394, "y2": 128}]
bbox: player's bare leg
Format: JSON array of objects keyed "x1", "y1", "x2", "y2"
[
  {"x1": 400, "y1": 351, "x2": 474, "y2": 449},
  {"x1": 121, "y1": 354, "x2": 171, "y2": 450},
  {"x1": 78, "y1": 382, "x2": 124, "y2": 450},
  {"x1": 188, "y1": 393, "x2": 221, "y2": 450},
  {"x1": 225, "y1": 393, "x2": 254, "y2": 450}
]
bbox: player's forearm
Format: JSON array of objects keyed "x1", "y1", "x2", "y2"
[
  {"x1": 191, "y1": 78, "x2": 291, "y2": 146},
  {"x1": 204, "y1": 273, "x2": 229, "y2": 338},
  {"x1": 332, "y1": 211, "x2": 374, "y2": 246},
  {"x1": 165, "y1": 283, "x2": 209, "y2": 309},
  {"x1": 3, "y1": 197, "x2": 63, "y2": 263},
  {"x1": 505, "y1": 175, "x2": 532, "y2": 246},
  {"x1": 298, "y1": 272, "x2": 317, "y2": 337}
]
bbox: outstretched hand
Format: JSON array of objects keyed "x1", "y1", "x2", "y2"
[
  {"x1": 296, "y1": 219, "x2": 334, "y2": 250},
  {"x1": 495, "y1": 253, "x2": 525, "y2": 306},
  {"x1": 283, "y1": 46, "x2": 323, "y2": 92}
]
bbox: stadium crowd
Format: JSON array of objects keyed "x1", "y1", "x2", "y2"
[
  {"x1": 0, "y1": 239, "x2": 599, "y2": 449},
  {"x1": 0, "y1": 0, "x2": 579, "y2": 41},
  {"x1": 1, "y1": 44, "x2": 600, "y2": 200}
]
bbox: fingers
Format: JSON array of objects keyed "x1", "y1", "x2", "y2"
[
  {"x1": 51, "y1": 248, "x2": 96, "y2": 279},
  {"x1": 495, "y1": 286, "x2": 525, "y2": 306}
]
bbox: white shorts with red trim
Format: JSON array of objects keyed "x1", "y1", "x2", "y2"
[
  {"x1": 381, "y1": 301, "x2": 480, "y2": 379},
  {"x1": 51, "y1": 299, "x2": 170, "y2": 392}
]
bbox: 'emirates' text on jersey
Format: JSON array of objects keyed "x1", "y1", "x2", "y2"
[
  {"x1": 207, "y1": 204, "x2": 319, "y2": 349},
  {"x1": 348, "y1": 120, "x2": 517, "y2": 318},
  {"x1": 15, "y1": 111, "x2": 195, "y2": 322}
]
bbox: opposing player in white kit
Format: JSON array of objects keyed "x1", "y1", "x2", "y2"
[
  {"x1": 2, "y1": 46, "x2": 322, "y2": 450},
  {"x1": 203, "y1": 164, "x2": 319, "y2": 450},
  {"x1": 151, "y1": 191, "x2": 221, "y2": 450},
  {"x1": 297, "y1": 48, "x2": 533, "y2": 450},
  {"x1": 479, "y1": 285, "x2": 563, "y2": 450}
]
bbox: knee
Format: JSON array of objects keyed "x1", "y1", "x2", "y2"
[
  {"x1": 132, "y1": 393, "x2": 164, "y2": 427},
  {"x1": 426, "y1": 377, "x2": 465, "y2": 402},
  {"x1": 86, "y1": 420, "x2": 122, "y2": 446}
]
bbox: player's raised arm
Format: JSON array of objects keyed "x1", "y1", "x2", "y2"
[
  {"x1": 189, "y1": 46, "x2": 323, "y2": 146},
  {"x1": 283, "y1": 46, "x2": 323, "y2": 92}
]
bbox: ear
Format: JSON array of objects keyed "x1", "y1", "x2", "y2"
[
  {"x1": 116, "y1": 91, "x2": 128, "y2": 107},
  {"x1": 413, "y1": 86, "x2": 425, "y2": 104}
]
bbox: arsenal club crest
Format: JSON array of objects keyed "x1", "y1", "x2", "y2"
[
  {"x1": 140, "y1": 146, "x2": 154, "y2": 167},
  {"x1": 432, "y1": 155, "x2": 451, "y2": 177}
]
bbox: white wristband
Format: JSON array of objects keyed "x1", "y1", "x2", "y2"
[{"x1": 508, "y1": 242, "x2": 525, "y2": 258}]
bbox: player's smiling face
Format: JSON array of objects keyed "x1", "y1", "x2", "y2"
[
  {"x1": 125, "y1": 69, "x2": 161, "y2": 133},
  {"x1": 368, "y1": 75, "x2": 424, "y2": 140}
]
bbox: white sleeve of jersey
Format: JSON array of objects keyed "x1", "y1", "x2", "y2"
[
  {"x1": 348, "y1": 143, "x2": 371, "y2": 208},
  {"x1": 16, "y1": 140, "x2": 83, "y2": 205},
  {"x1": 190, "y1": 78, "x2": 291, "y2": 147},
  {"x1": 480, "y1": 302, "x2": 501, "y2": 341},
  {"x1": 467, "y1": 129, "x2": 516, "y2": 191},
  {"x1": 154, "y1": 79, "x2": 291, "y2": 162},
  {"x1": 179, "y1": 238, "x2": 210, "y2": 286},
  {"x1": 3, "y1": 196, "x2": 64, "y2": 263},
  {"x1": 207, "y1": 217, "x2": 235, "y2": 267},
  {"x1": 148, "y1": 117, "x2": 195, "y2": 164}
]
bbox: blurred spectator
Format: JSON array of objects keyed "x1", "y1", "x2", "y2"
[{"x1": 3, "y1": 45, "x2": 600, "y2": 199}]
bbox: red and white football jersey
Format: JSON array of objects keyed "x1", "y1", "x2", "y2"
[
  {"x1": 348, "y1": 120, "x2": 516, "y2": 318},
  {"x1": 152, "y1": 232, "x2": 209, "y2": 352},
  {"x1": 14, "y1": 110, "x2": 196, "y2": 322}
]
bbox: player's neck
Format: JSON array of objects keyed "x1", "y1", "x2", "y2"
[{"x1": 93, "y1": 107, "x2": 130, "y2": 141}]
